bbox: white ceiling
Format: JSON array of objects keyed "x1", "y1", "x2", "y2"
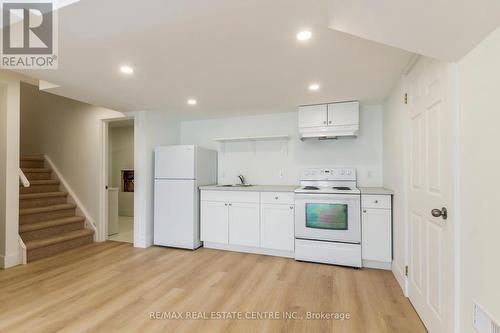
[
  {"x1": 328, "y1": 0, "x2": 500, "y2": 62},
  {"x1": 19, "y1": 0, "x2": 413, "y2": 117}
]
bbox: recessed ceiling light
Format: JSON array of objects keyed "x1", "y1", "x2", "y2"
[
  {"x1": 296, "y1": 30, "x2": 312, "y2": 41},
  {"x1": 309, "y1": 83, "x2": 320, "y2": 91},
  {"x1": 120, "y1": 65, "x2": 134, "y2": 74},
  {"x1": 187, "y1": 99, "x2": 197, "y2": 105}
]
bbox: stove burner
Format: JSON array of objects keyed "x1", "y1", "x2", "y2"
[
  {"x1": 332, "y1": 187, "x2": 351, "y2": 191},
  {"x1": 303, "y1": 186, "x2": 320, "y2": 190}
]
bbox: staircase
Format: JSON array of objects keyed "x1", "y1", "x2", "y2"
[{"x1": 19, "y1": 155, "x2": 94, "y2": 262}]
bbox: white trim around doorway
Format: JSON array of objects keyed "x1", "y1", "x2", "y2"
[{"x1": 98, "y1": 115, "x2": 139, "y2": 246}]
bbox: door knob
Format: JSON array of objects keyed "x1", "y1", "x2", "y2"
[{"x1": 431, "y1": 207, "x2": 448, "y2": 220}]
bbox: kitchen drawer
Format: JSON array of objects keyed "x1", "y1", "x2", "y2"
[
  {"x1": 362, "y1": 194, "x2": 391, "y2": 209},
  {"x1": 200, "y1": 190, "x2": 260, "y2": 203},
  {"x1": 260, "y1": 192, "x2": 295, "y2": 205}
]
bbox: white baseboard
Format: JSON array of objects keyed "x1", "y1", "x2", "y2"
[
  {"x1": 44, "y1": 155, "x2": 97, "y2": 239},
  {"x1": 18, "y1": 235, "x2": 27, "y2": 265},
  {"x1": 134, "y1": 236, "x2": 149, "y2": 248},
  {"x1": 204, "y1": 242, "x2": 294, "y2": 259},
  {"x1": 0, "y1": 251, "x2": 21, "y2": 269},
  {"x1": 363, "y1": 259, "x2": 392, "y2": 270},
  {"x1": 392, "y1": 261, "x2": 408, "y2": 296}
]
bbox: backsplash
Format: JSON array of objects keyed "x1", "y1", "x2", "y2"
[{"x1": 180, "y1": 107, "x2": 383, "y2": 187}]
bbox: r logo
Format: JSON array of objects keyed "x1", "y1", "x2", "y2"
[{"x1": 2, "y1": 2, "x2": 53, "y2": 54}]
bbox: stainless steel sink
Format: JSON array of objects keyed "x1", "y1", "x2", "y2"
[{"x1": 216, "y1": 184, "x2": 254, "y2": 187}]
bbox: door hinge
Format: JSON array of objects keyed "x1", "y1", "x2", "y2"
[
  {"x1": 404, "y1": 93, "x2": 408, "y2": 104},
  {"x1": 405, "y1": 265, "x2": 409, "y2": 277}
]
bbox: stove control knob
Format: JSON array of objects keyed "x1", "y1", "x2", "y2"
[
  {"x1": 340, "y1": 170, "x2": 346, "y2": 175},
  {"x1": 346, "y1": 170, "x2": 352, "y2": 175}
]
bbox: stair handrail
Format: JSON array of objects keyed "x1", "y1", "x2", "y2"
[{"x1": 19, "y1": 168, "x2": 30, "y2": 188}]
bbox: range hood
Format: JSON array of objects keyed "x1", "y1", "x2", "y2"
[
  {"x1": 298, "y1": 101, "x2": 359, "y2": 140},
  {"x1": 299, "y1": 126, "x2": 359, "y2": 140}
]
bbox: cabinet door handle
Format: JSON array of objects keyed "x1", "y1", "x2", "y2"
[
  {"x1": 225, "y1": 203, "x2": 228, "y2": 206},
  {"x1": 275, "y1": 196, "x2": 279, "y2": 200},
  {"x1": 328, "y1": 121, "x2": 332, "y2": 124},
  {"x1": 229, "y1": 203, "x2": 232, "y2": 206},
  {"x1": 374, "y1": 200, "x2": 378, "y2": 204},
  {"x1": 323, "y1": 121, "x2": 327, "y2": 124},
  {"x1": 290, "y1": 206, "x2": 294, "y2": 210},
  {"x1": 363, "y1": 210, "x2": 367, "y2": 213}
]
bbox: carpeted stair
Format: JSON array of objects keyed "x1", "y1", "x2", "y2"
[{"x1": 19, "y1": 155, "x2": 94, "y2": 262}]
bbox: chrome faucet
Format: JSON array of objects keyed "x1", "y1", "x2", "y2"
[{"x1": 237, "y1": 175, "x2": 246, "y2": 185}]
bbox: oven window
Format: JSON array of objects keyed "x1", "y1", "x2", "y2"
[{"x1": 305, "y1": 203, "x2": 348, "y2": 230}]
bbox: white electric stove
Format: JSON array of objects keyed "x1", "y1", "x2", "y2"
[{"x1": 294, "y1": 168, "x2": 362, "y2": 268}]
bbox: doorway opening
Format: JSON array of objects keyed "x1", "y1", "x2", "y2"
[{"x1": 106, "y1": 119, "x2": 134, "y2": 243}]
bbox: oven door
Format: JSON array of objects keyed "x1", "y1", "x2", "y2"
[{"x1": 295, "y1": 193, "x2": 361, "y2": 243}]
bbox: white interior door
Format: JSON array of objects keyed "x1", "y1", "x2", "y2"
[{"x1": 407, "y1": 58, "x2": 454, "y2": 333}]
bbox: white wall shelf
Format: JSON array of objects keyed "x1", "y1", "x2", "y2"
[{"x1": 214, "y1": 135, "x2": 289, "y2": 143}]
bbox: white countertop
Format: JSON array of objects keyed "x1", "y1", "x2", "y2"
[
  {"x1": 359, "y1": 187, "x2": 394, "y2": 195},
  {"x1": 199, "y1": 185, "x2": 298, "y2": 192}
]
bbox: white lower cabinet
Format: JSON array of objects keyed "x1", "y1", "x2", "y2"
[
  {"x1": 260, "y1": 204, "x2": 294, "y2": 251},
  {"x1": 361, "y1": 194, "x2": 392, "y2": 269},
  {"x1": 228, "y1": 203, "x2": 260, "y2": 247},
  {"x1": 200, "y1": 190, "x2": 295, "y2": 258},
  {"x1": 201, "y1": 201, "x2": 229, "y2": 244}
]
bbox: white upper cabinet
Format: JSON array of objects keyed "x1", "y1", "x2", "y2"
[
  {"x1": 327, "y1": 101, "x2": 359, "y2": 127},
  {"x1": 298, "y1": 104, "x2": 328, "y2": 128},
  {"x1": 298, "y1": 101, "x2": 359, "y2": 139}
]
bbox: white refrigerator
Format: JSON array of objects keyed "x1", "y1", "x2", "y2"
[{"x1": 154, "y1": 145, "x2": 217, "y2": 249}]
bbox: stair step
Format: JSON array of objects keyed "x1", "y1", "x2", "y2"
[
  {"x1": 20, "y1": 216, "x2": 85, "y2": 241},
  {"x1": 21, "y1": 168, "x2": 51, "y2": 173},
  {"x1": 20, "y1": 156, "x2": 45, "y2": 169},
  {"x1": 19, "y1": 192, "x2": 67, "y2": 209},
  {"x1": 25, "y1": 229, "x2": 94, "y2": 262},
  {"x1": 20, "y1": 155, "x2": 44, "y2": 161},
  {"x1": 20, "y1": 203, "x2": 76, "y2": 224},
  {"x1": 22, "y1": 168, "x2": 52, "y2": 180},
  {"x1": 20, "y1": 203, "x2": 76, "y2": 215},
  {"x1": 20, "y1": 179, "x2": 59, "y2": 186},
  {"x1": 20, "y1": 180, "x2": 60, "y2": 194},
  {"x1": 20, "y1": 216, "x2": 85, "y2": 232},
  {"x1": 20, "y1": 191, "x2": 67, "y2": 200}
]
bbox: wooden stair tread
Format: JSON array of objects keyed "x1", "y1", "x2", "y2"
[
  {"x1": 20, "y1": 191, "x2": 67, "y2": 200},
  {"x1": 20, "y1": 179, "x2": 59, "y2": 186},
  {"x1": 20, "y1": 203, "x2": 76, "y2": 216},
  {"x1": 20, "y1": 155, "x2": 44, "y2": 161},
  {"x1": 25, "y1": 229, "x2": 94, "y2": 250},
  {"x1": 20, "y1": 216, "x2": 85, "y2": 233},
  {"x1": 21, "y1": 168, "x2": 51, "y2": 173}
]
